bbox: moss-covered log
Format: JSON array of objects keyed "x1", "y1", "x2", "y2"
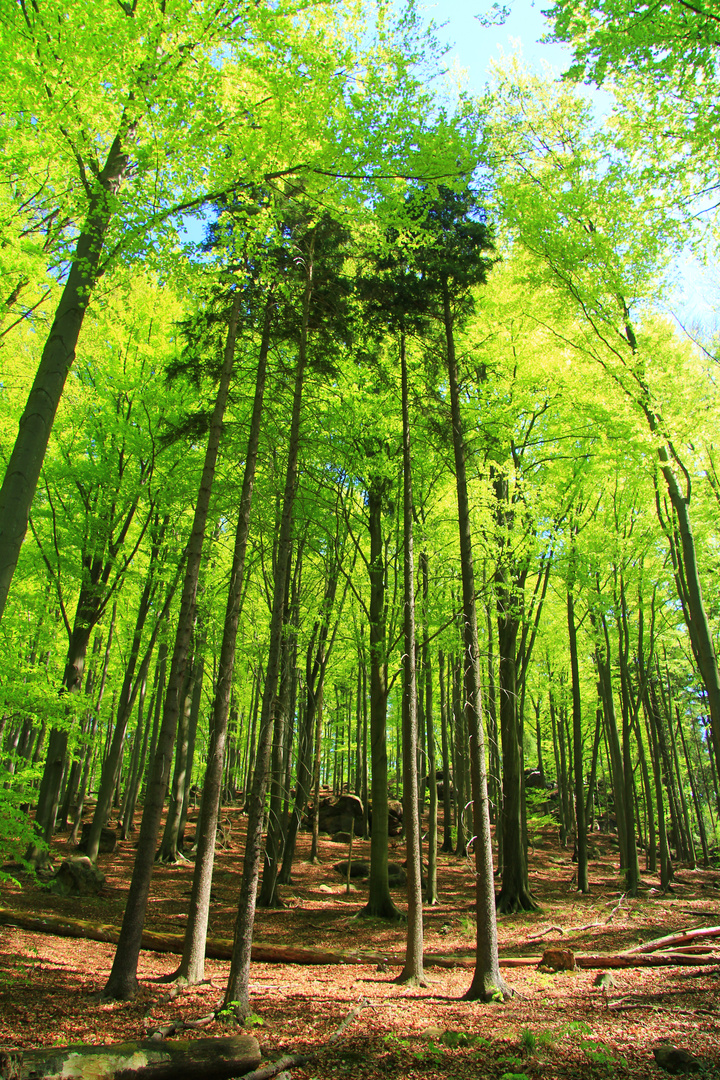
[{"x1": 0, "y1": 1035, "x2": 260, "y2": 1080}]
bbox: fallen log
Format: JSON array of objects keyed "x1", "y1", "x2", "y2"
[
  {"x1": 0, "y1": 908, "x2": 383, "y2": 967},
  {"x1": 3, "y1": 908, "x2": 719, "y2": 974},
  {"x1": 575, "y1": 950, "x2": 720, "y2": 969},
  {"x1": 0, "y1": 1035, "x2": 260, "y2": 1080},
  {"x1": 622, "y1": 924, "x2": 720, "y2": 955}
]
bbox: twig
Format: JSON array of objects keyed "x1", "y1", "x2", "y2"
[
  {"x1": 524, "y1": 895, "x2": 625, "y2": 945},
  {"x1": 528, "y1": 925, "x2": 565, "y2": 941},
  {"x1": 239, "y1": 998, "x2": 371, "y2": 1080},
  {"x1": 147, "y1": 1012, "x2": 217, "y2": 1039}
]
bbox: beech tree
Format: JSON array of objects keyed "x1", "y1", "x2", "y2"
[{"x1": 0, "y1": 0, "x2": 462, "y2": 623}]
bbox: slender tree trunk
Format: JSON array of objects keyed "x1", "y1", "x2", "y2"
[
  {"x1": 644, "y1": 696, "x2": 671, "y2": 890},
  {"x1": 172, "y1": 305, "x2": 271, "y2": 984},
  {"x1": 438, "y1": 649, "x2": 453, "y2": 853},
  {"x1": 222, "y1": 251, "x2": 312, "y2": 1020},
  {"x1": 103, "y1": 292, "x2": 241, "y2": 1001},
  {"x1": 567, "y1": 583, "x2": 588, "y2": 893},
  {"x1": 397, "y1": 332, "x2": 425, "y2": 986},
  {"x1": 361, "y1": 478, "x2": 399, "y2": 920},
  {"x1": 309, "y1": 687, "x2": 324, "y2": 864},
  {"x1": 120, "y1": 672, "x2": 151, "y2": 839},
  {"x1": 157, "y1": 665, "x2": 194, "y2": 863},
  {"x1": 420, "y1": 553, "x2": 438, "y2": 906},
  {"x1": 443, "y1": 279, "x2": 508, "y2": 1001},
  {"x1": 677, "y1": 706, "x2": 709, "y2": 866},
  {"x1": 496, "y1": 545, "x2": 535, "y2": 912}
]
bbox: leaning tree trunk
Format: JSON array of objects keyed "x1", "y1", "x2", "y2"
[
  {"x1": 172, "y1": 301, "x2": 271, "y2": 985},
  {"x1": 443, "y1": 278, "x2": 508, "y2": 1002},
  {"x1": 30, "y1": 583, "x2": 105, "y2": 855},
  {"x1": 0, "y1": 126, "x2": 134, "y2": 623},
  {"x1": 86, "y1": 552, "x2": 171, "y2": 863},
  {"x1": 102, "y1": 293, "x2": 241, "y2": 1001},
  {"x1": 222, "y1": 258, "x2": 311, "y2": 1021}
]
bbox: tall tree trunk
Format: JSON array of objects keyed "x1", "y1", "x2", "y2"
[
  {"x1": 102, "y1": 292, "x2": 241, "y2": 1001},
  {"x1": 222, "y1": 246, "x2": 312, "y2": 1020},
  {"x1": 438, "y1": 649, "x2": 454, "y2": 853},
  {"x1": 157, "y1": 665, "x2": 195, "y2": 863},
  {"x1": 420, "y1": 552, "x2": 438, "y2": 906},
  {"x1": 397, "y1": 331, "x2": 425, "y2": 986},
  {"x1": 495, "y1": 531, "x2": 535, "y2": 912},
  {"x1": 171, "y1": 303, "x2": 271, "y2": 985},
  {"x1": 279, "y1": 542, "x2": 346, "y2": 885},
  {"x1": 567, "y1": 584, "x2": 588, "y2": 893},
  {"x1": 361, "y1": 477, "x2": 399, "y2": 920},
  {"x1": 442, "y1": 278, "x2": 508, "y2": 1002}
]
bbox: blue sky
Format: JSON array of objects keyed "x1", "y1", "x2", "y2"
[
  {"x1": 417, "y1": 1, "x2": 718, "y2": 326},
  {"x1": 418, "y1": 0, "x2": 572, "y2": 92}
]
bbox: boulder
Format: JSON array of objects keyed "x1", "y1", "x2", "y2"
[
  {"x1": 333, "y1": 860, "x2": 369, "y2": 879},
  {"x1": 653, "y1": 1045, "x2": 702, "y2": 1074},
  {"x1": 49, "y1": 856, "x2": 105, "y2": 896},
  {"x1": 305, "y1": 793, "x2": 365, "y2": 836},
  {"x1": 387, "y1": 862, "x2": 406, "y2": 887}
]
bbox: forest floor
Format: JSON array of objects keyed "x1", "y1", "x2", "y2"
[{"x1": 1, "y1": 806, "x2": 720, "y2": 1080}]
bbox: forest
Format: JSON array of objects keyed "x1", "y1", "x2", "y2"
[{"x1": 1, "y1": 1, "x2": 719, "y2": 1078}]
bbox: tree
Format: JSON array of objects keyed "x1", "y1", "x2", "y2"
[
  {"x1": 103, "y1": 286, "x2": 242, "y2": 1000},
  {"x1": 0, "y1": 0, "x2": 460, "y2": 622},
  {"x1": 405, "y1": 184, "x2": 509, "y2": 1000}
]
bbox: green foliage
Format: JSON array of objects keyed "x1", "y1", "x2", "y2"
[
  {"x1": 580, "y1": 1039, "x2": 627, "y2": 1069},
  {"x1": 519, "y1": 1028, "x2": 537, "y2": 1054},
  {"x1": 440, "y1": 1031, "x2": 490, "y2": 1048}
]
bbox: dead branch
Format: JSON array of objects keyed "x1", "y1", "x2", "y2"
[
  {"x1": 622, "y1": 924, "x2": 720, "y2": 955},
  {"x1": 523, "y1": 895, "x2": 625, "y2": 945},
  {"x1": 238, "y1": 998, "x2": 370, "y2": 1080}
]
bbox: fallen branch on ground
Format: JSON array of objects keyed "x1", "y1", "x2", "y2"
[
  {"x1": 525, "y1": 895, "x2": 626, "y2": 944},
  {"x1": 0, "y1": 907, "x2": 386, "y2": 967},
  {"x1": 3, "y1": 907, "x2": 719, "y2": 974},
  {"x1": 621, "y1": 924, "x2": 720, "y2": 955},
  {"x1": 238, "y1": 998, "x2": 370, "y2": 1080}
]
